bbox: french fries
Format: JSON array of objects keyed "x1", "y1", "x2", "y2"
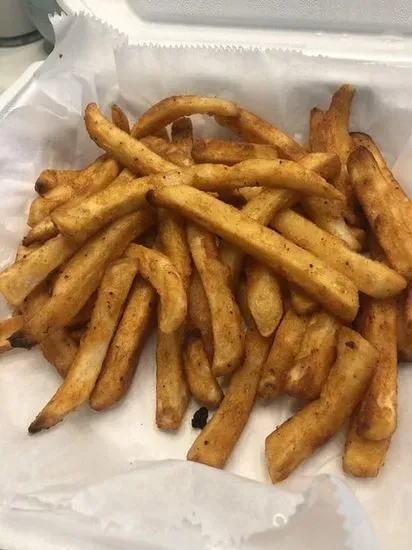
[
  {"x1": 39, "y1": 329, "x2": 79, "y2": 379},
  {"x1": 35, "y1": 169, "x2": 81, "y2": 196},
  {"x1": 29, "y1": 257, "x2": 138, "y2": 433},
  {"x1": 289, "y1": 286, "x2": 318, "y2": 315},
  {"x1": 111, "y1": 103, "x2": 130, "y2": 134},
  {"x1": 188, "y1": 270, "x2": 214, "y2": 360},
  {"x1": 147, "y1": 185, "x2": 359, "y2": 323},
  {"x1": 90, "y1": 278, "x2": 156, "y2": 410},
  {"x1": 284, "y1": 311, "x2": 339, "y2": 400},
  {"x1": 187, "y1": 223, "x2": 243, "y2": 376},
  {"x1": 271, "y1": 208, "x2": 406, "y2": 298},
  {"x1": 192, "y1": 139, "x2": 278, "y2": 165},
  {"x1": 187, "y1": 326, "x2": 271, "y2": 468},
  {"x1": 0, "y1": 316, "x2": 24, "y2": 353},
  {"x1": 258, "y1": 308, "x2": 309, "y2": 399},
  {"x1": 244, "y1": 258, "x2": 283, "y2": 337},
  {"x1": 142, "y1": 135, "x2": 194, "y2": 167},
  {"x1": 348, "y1": 146, "x2": 412, "y2": 278},
  {"x1": 265, "y1": 327, "x2": 377, "y2": 482},
  {"x1": 132, "y1": 95, "x2": 239, "y2": 138}
]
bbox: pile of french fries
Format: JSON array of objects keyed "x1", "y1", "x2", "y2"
[{"x1": 1, "y1": 86, "x2": 411, "y2": 483}]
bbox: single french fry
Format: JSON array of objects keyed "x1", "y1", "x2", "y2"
[
  {"x1": 258, "y1": 308, "x2": 309, "y2": 399},
  {"x1": 187, "y1": 326, "x2": 271, "y2": 468},
  {"x1": 183, "y1": 331, "x2": 223, "y2": 407},
  {"x1": 244, "y1": 257, "x2": 283, "y2": 337},
  {"x1": 289, "y1": 285, "x2": 318, "y2": 315},
  {"x1": 125, "y1": 244, "x2": 187, "y2": 333},
  {"x1": 142, "y1": 136, "x2": 194, "y2": 167},
  {"x1": 39, "y1": 329, "x2": 79, "y2": 379},
  {"x1": 157, "y1": 211, "x2": 191, "y2": 288},
  {"x1": 188, "y1": 270, "x2": 214, "y2": 361},
  {"x1": 265, "y1": 327, "x2": 377, "y2": 482},
  {"x1": 132, "y1": 95, "x2": 239, "y2": 138},
  {"x1": 147, "y1": 185, "x2": 359, "y2": 323},
  {"x1": 90, "y1": 278, "x2": 156, "y2": 410},
  {"x1": 357, "y1": 296, "x2": 397, "y2": 441},
  {"x1": 35, "y1": 169, "x2": 81, "y2": 195},
  {"x1": 29, "y1": 258, "x2": 138, "y2": 433},
  {"x1": 0, "y1": 316, "x2": 24, "y2": 353},
  {"x1": 192, "y1": 139, "x2": 278, "y2": 165},
  {"x1": 343, "y1": 414, "x2": 391, "y2": 478},
  {"x1": 284, "y1": 311, "x2": 339, "y2": 400},
  {"x1": 111, "y1": 103, "x2": 130, "y2": 134},
  {"x1": 187, "y1": 224, "x2": 243, "y2": 377},
  {"x1": 271, "y1": 208, "x2": 406, "y2": 298},
  {"x1": 348, "y1": 146, "x2": 412, "y2": 278},
  {"x1": 23, "y1": 218, "x2": 58, "y2": 245}
]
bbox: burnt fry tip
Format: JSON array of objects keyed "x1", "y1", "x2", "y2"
[
  {"x1": 8, "y1": 331, "x2": 35, "y2": 350},
  {"x1": 145, "y1": 189, "x2": 157, "y2": 206},
  {"x1": 34, "y1": 179, "x2": 48, "y2": 196}
]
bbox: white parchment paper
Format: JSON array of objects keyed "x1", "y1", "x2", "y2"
[{"x1": 1, "y1": 14, "x2": 412, "y2": 550}]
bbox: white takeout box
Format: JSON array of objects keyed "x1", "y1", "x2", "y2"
[{"x1": 1, "y1": 3, "x2": 412, "y2": 549}]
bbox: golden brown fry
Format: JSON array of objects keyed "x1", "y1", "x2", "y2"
[
  {"x1": 271, "y1": 209, "x2": 406, "y2": 298},
  {"x1": 192, "y1": 139, "x2": 278, "y2": 165},
  {"x1": 258, "y1": 308, "x2": 309, "y2": 399},
  {"x1": 289, "y1": 285, "x2": 318, "y2": 315},
  {"x1": 23, "y1": 218, "x2": 58, "y2": 245},
  {"x1": 157, "y1": 211, "x2": 191, "y2": 288},
  {"x1": 265, "y1": 327, "x2": 377, "y2": 482},
  {"x1": 187, "y1": 326, "x2": 271, "y2": 468},
  {"x1": 148, "y1": 185, "x2": 359, "y2": 323},
  {"x1": 187, "y1": 224, "x2": 243, "y2": 377},
  {"x1": 14, "y1": 242, "x2": 41, "y2": 262},
  {"x1": 40, "y1": 329, "x2": 79, "y2": 379},
  {"x1": 348, "y1": 146, "x2": 412, "y2": 278},
  {"x1": 142, "y1": 136, "x2": 194, "y2": 167},
  {"x1": 244, "y1": 257, "x2": 283, "y2": 337},
  {"x1": 284, "y1": 311, "x2": 339, "y2": 400},
  {"x1": 90, "y1": 278, "x2": 156, "y2": 410},
  {"x1": 35, "y1": 169, "x2": 81, "y2": 195},
  {"x1": 125, "y1": 244, "x2": 187, "y2": 333},
  {"x1": 29, "y1": 258, "x2": 138, "y2": 433},
  {"x1": 0, "y1": 316, "x2": 24, "y2": 353},
  {"x1": 183, "y1": 331, "x2": 223, "y2": 407},
  {"x1": 357, "y1": 296, "x2": 397, "y2": 441},
  {"x1": 187, "y1": 270, "x2": 214, "y2": 360},
  {"x1": 343, "y1": 414, "x2": 391, "y2": 478},
  {"x1": 132, "y1": 95, "x2": 239, "y2": 138},
  {"x1": 111, "y1": 103, "x2": 130, "y2": 133}
]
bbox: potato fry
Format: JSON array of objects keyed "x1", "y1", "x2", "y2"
[
  {"x1": 357, "y1": 296, "x2": 397, "y2": 440},
  {"x1": 23, "y1": 218, "x2": 58, "y2": 245},
  {"x1": 258, "y1": 308, "x2": 309, "y2": 399},
  {"x1": 125, "y1": 244, "x2": 187, "y2": 333},
  {"x1": 265, "y1": 327, "x2": 377, "y2": 482},
  {"x1": 39, "y1": 329, "x2": 79, "y2": 379},
  {"x1": 343, "y1": 414, "x2": 391, "y2": 478},
  {"x1": 157, "y1": 211, "x2": 191, "y2": 288},
  {"x1": 29, "y1": 258, "x2": 138, "y2": 433},
  {"x1": 35, "y1": 169, "x2": 81, "y2": 195},
  {"x1": 171, "y1": 117, "x2": 194, "y2": 157},
  {"x1": 187, "y1": 224, "x2": 243, "y2": 377},
  {"x1": 271, "y1": 209, "x2": 406, "y2": 298},
  {"x1": 188, "y1": 270, "x2": 214, "y2": 360},
  {"x1": 183, "y1": 331, "x2": 223, "y2": 407},
  {"x1": 289, "y1": 285, "x2": 318, "y2": 315},
  {"x1": 187, "y1": 326, "x2": 271, "y2": 468},
  {"x1": 244, "y1": 257, "x2": 283, "y2": 337},
  {"x1": 284, "y1": 311, "x2": 339, "y2": 400},
  {"x1": 132, "y1": 95, "x2": 239, "y2": 138},
  {"x1": 192, "y1": 139, "x2": 278, "y2": 165},
  {"x1": 0, "y1": 316, "x2": 24, "y2": 353},
  {"x1": 111, "y1": 103, "x2": 130, "y2": 134},
  {"x1": 348, "y1": 146, "x2": 412, "y2": 277},
  {"x1": 147, "y1": 185, "x2": 359, "y2": 323},
  {"x1": 90, "y1": 278, "x2": 156, "y2": 410},
  {"x1": 142, "y1": 136, "x2": 194, "y2": 167}
]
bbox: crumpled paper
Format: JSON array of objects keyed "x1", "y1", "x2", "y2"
[{"x1": 1, "y1": 13, "x2": 412, "y2": 550}]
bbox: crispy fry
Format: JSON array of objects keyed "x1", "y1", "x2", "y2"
[
  {"x1": 147, "y1": 186, "x2": 359, "y2": 323},
  {"x1": 188, "y1": 270, "x2": 214, "y2": 360},
  {"x1": 265, "y1": 327, "x2": 377, "y2": 482},
  {"x1": 39, "y1": 329, "x2": 79, "y2": 379},
  {"x1": 29, "y1": 258, "x2": 138, "y2": 433},
  {"x1": 157, "y1": 211, "x2": 191, "y2": 288},
  {"x1": 284, "y1": 312, "x2": 339, "y2": 400},
  {"x1": 125, "y1": 244, "x2": 187, "y2": 333},
  {"x1": 244, "y1": 257, "x2": 283, "y2": 337},
  {"x1": 187, "y1": 224, "x2": 243, "y2": 376},
  {"x1": 0, "y1": 316, "x2": 24, "y2": 353},
  {"x1": 183, "y1": 331, "x2": 223, "y2": 407},
  {"x1": 23, "y1": 218, "x2": 58, "y2": 245},
  {"x1": 35, "y1": 169, "x2": 81, "y2": 195},
  {"x1": 188, "y1": 326, "x2": 270, "y2": 468},
  {"x1": 111, "y1": 104, "x2": 130, "y2": 133},
  {"x1": 348, "y1": 146, "x2": 412, "y2": 277},
  {"x1": 357, "y1": 296, "x2": 397, "y2": 440},
  {"x1": 132, "y1": 95, "x2": 239, "y2": 138},
  {"x1": 343, "y1": 414, "x2": 391, "y2": 478},
  {"x1": 289, "y1": 285, "x2": 318, "y2": 315},
  {"x1": 192, "y1": 139, "x2": 278, "y2": 165},
  {"x1": 142, "y1": 136, "x2": 194, "y2": 167},
  {"x1": 90, "y1": 278, "x2": 156, "y2": 410},
  {"x1": 271, "y1": 209, "x2": 406, "y2": 298},
  {"x1": 258, "y1": 308, "x2": 309, "y2": 399}
]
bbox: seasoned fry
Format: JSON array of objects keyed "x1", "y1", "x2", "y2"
[
  {"x1": 157, "y1": 211, "x2": 191, "y2": 288},
  {"x1": 29, "y1": 258, "x2": 138, "y2": 433},
  {"x1": 188, "y1": 270, "x2": 214, "y2": 360},
  {"x1": 357, "y1": 296, "x2": 397, "y2": 441},
  {"x1": 258, "y1": 308, "x2": 309, "y2": 399},
  {"x1": 187, "y1": 326, "x2": 271, "y2": 468},
  {"x1": 183, "y1": 331, "x2": 223, "y2": 407},
  {"x1": 132, "y1": 95, "x2": 239, "y2": 138},
  {"x1": 147, "y1": 185, "x2": 359, "y2": 323},
  {"x1": 171, "y1": 117, "x2": 194, "y2": 156},
  {"x1": 265, "y1": 327, "x2": 377, "y2": 482},
  {"x1": 192, "y1": 139, "x2": 278, "y2": 165},
  {"x1": 397, "y1": 293, "x2": 412, "y2": 361},
  {"x1": 289, "y1": 286, "x2": 318, "y2": 315},
  {"x1": 348, "y1": 146, "x2": 412, "y2": 278},
  {"x1": 343, "y1": 414, "x2": 391, "y2": 478},
  {"x1": 284, "y1": 311, "x2": 339, "y2": 400},
  {"x1": 35, "y1": 169, "x2": 81, "y2": 195},
  {"x1": 244, "y1": 257, "x2": 283, "y2": 337},
  {"x1": 111, "y1": 103, "x2": 130, "y2": 134},
  {"x1": 39, "y1": 329, "x2": 79, "y2": 379},
  {"x1": 0, "y1": 316, "x2": 24, "y2": 353},
  {"x1": 142, "y1": 135, "x2": 194, "y2": 167},
  {"x1": 23, "y1": 218, "x2": 58, "y2": 245},
  {"x1": 271, "y1": 208, "x2": 406, "y2": 298},
  {"x1": 90, "y1": 278, "x2": 156, "y2": 410},
  {"x1": 187, "y1": 224, "x2": 243, "y2": 376},
  {"x1": 125, "y1": 244, "x2": 187, "y2": 333}
]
